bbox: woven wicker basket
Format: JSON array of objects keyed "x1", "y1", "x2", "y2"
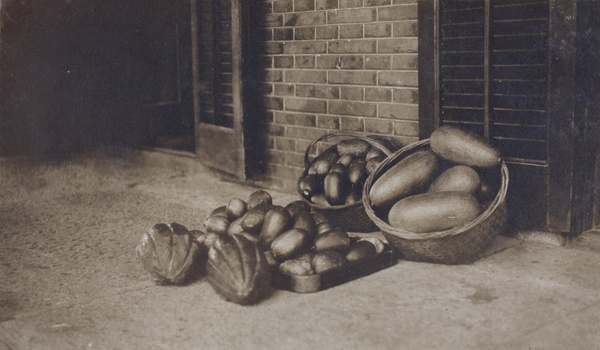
[
  {"x1": 299, "y1": 132, "x2": 394, "y2": 233},
  {"x1": 362, "y1": 139, "x2": 509, "y2": 264}
]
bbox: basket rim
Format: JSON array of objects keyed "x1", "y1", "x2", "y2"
[
  {"x1": 362, "y1": 138, "x2": 509, "y2": 240},
  {"x1": 299, "y1": 131, "x2": 394, "y2": 211}
]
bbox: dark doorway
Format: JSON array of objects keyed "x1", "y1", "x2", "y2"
[
  {"x1": 125, "y1": 0, "x2": 195, "y2": 152},
  {"x1": 0, "y1": 0, "x2": 195, "y2": 155}
]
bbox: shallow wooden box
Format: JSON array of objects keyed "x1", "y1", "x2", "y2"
[{"x1": 272, "y1": 245, "x2": 398, "y2": 293}]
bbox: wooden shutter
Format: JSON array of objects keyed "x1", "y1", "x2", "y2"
[
  {"x1": 420, "y1": 0, "x2": 584, "y2": 233},
  {"x1": 192, "y1": 0, "x2": 247, "y2": 177},
  {"x1": 439, "y1": 0, "x2": 549, "y2": 163},
  {"x1": 213, "y1": 0, "x2": 236, "y2": 128},
  {"x1": 195, "y1": 0, "x2": 235, "y2": 128}
]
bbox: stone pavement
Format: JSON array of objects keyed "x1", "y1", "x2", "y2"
[{"x1": 0, "y1": 148, "x2": 599, "y2": 350}]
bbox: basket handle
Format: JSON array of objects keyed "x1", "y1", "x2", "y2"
[{"x1": 303, "y1": 131, "x2": 394, "y2": 168}]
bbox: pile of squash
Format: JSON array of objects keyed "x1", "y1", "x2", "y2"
[
  {"x1": 136, "y1": 189, "x2": 385, "y2": 305},
  {"x1": 368, "y1": 125, "x2": 503, "y2": 233},
  {"x1": 298, "y1": 138, "x2": 388, "y2": 207},
  {"x1": 135, "y1": 126, "x2": 503, "y2": 304}
]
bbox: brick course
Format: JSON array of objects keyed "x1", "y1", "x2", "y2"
[
  {"x1": 340, "y1": 24, "x2": 364, "y2": 39},
  {"x1": 252, "y1": 0, "x2": 419, "y2": 191},
  {"x1": 327, "y1": 9, "x2": 376, "y2": 24},
  {"x1": 316, "y1": 26, "x2": 339, "y2": 39},
  {"x1": 294, "y1": 0, "x2": 315, "y2": 12},
  {"x1": 378, "y1": 4, "x2": 418, "y2": 21}
]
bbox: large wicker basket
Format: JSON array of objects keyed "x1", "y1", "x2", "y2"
[
  {"x1": 362, "y1": 139, "x2": 509, "y2": 264},
  {"x1": 299, "y1": 132, "x2": 395, "y2": 233}
]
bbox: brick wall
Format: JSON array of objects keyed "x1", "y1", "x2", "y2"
[{"x1": 253, "y1": 0, "x2": 419, "y2": 192}]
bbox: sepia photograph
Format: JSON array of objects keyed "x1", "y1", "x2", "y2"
[{"x1": 0, "y1": 0, "x2": 599, "y2": 348}]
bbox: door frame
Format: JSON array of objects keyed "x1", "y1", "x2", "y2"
[{"x1": 190, "y1": 0, "x2": 247, "y2": 179}]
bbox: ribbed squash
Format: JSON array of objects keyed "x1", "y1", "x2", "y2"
[
  {"x1": 136, "y1": 223, "x2": 205, "y2": 285},
  {"x1": 206, "y1": 234, "x2": 272, "y2": 305}
]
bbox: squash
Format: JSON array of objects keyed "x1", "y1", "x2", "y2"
[
  {"x1": 316, "y1": 221, "x2": 335, "y2": 235},
  {"x1": 278, "y1": 253, "x2": 314, "y2": 276},
  {"x1": 369, "y1": 149, "x2": 440, "y2": 209},
  {"x1": 345, "y1": 240, "x2": 377, "y2": 262},
  {"x1": 206, "y1": 234, "x2": 272, "y2": 305},
  {"x1": 387, "y1": 191, "x2": 481, "y2": 233},
  {"x1": 292, "y1": 210, "x2": 317, "y2": 238},
  {"x1": 298, "y1": 174, "x2": 323, "y2": 200},
  {"x1": 313, "y1": 227, "x2": 351, "y2": 252},
  {"x1": 430, "y1": 125, "x2": 501, "y2": 169},
  {"x1": 307, "y1": 146, "x2": 340, "y2": 176},
  {"x1": 226, "y1": 217, "x2": 246, "y2": 235},
  {"x1": 226, "y1": 198, "x2": 247, "y2": 221},
  {"x1": 270, "y1": 228, "x2": 309, "y2": 260},
  {"x1": 365, "y1": 147, "x2": 384, "y2": 161},
  {"x1": 312, "y1": 251, "x2": 346, "y2": 274},
  {"x1": 324, "y1": 171, "x2": 348, "y2": 206},
  {"x1": 428, "y1": 165, "x2": 481, "y2": 194},
  {"x1": 136, "y1": 223, "x2": 206, "y2": 285},
  {"x1": 208, "y1": 206, "x2": 228, "y2": 218},
  {"x1": 329, "y1": 163, "x2": 349, "y2": 177},
  {"x1": 310, "y1": 193, "x2": 330, "y2": 207},
  {"x1": 259, "y1": 206, "x2": 292, "y2": 248},
  {"x1": 284, "y1": 200, "x2": 312, "y2": 219},
  {"x1": 247, "y1": 190, "x2": 273, "y2": 210},
  {"x1": 336, "y1": 138, "x2": 371, "y2": 157},
  {"x1": 348, "y1": 158, "x2": 367, "y2": 185},
  {"x1": 241, "y1": 202, "x2": 272, "y2": 234},
  {"x1": 204, "y1": 215, "x2": 230, "y2": 235},
  {"x1": 336, "y1": 154, "x2": 355, "y2": 167}
]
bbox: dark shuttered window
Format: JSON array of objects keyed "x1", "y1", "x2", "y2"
[
  {"x1": 419, "y1": 0, "x2": 596, "y2": 233},
  {"x1": 195, "y1": 0, "x2": 235, "y2": 128},
  {"x1": 439, "y1": 0, "x2": 549, "y2": 164}
]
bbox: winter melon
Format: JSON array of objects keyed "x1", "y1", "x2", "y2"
[
  {"x1": 387, "y1": 191, "x2": 481, "y2": 233},
  {"x1": 428, "y1": 165, "x2": 481, "y2": 194},
  {"x1": 368, "y1": 149, "x2": 440, "y2": 208},
  {"x1": 430, "y1": 125, "x2": 501, "y2": 169}
]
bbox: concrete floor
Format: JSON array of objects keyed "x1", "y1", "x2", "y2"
[{"x1": 1, "y1": 148, "x2": 599, "y2": 350}]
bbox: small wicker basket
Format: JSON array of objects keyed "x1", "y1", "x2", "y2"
[
  {"x1": 362, "y1": 139, "x2": 509, "y2": 264},
  {"x1": 299, "y1": 132, "x2": 395, "y2": 233}
]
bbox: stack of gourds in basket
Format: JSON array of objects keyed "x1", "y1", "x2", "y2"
[
  {"x1": 135, "y1": 125, "x2": 509, "y2": 305},
  {"x1": 297, "y1": 125, "x2": 508, "y2": 264}
]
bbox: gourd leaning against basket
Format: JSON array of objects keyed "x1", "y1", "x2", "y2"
[
  {"x1": 297, "y1": 131, "x2": 396, "y2": 233},
  {"x1": 362, "y1": 125, "x2": 510, "y2": 265}
]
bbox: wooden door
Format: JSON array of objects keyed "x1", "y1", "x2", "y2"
[
  {"x1": 575, "y1": 0, "x2": 600, "y2": 231},
  {"x1": 418, "y1": 0, "x2": 593, "y2": 233},
  {"x1": 132, "y1": 0, "x2": 195, "y2": 152},
  {"x1": 191, "y1": 0, "x2": 247, "y2": 178}
]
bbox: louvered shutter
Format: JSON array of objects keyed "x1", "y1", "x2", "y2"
[
  {"x1": 196, "y1": 0, "x2": 235, "y2": 128},
  {"x1": 193, "y1": 0, "x2": 247, "y2": 177},
  {"x1": 214, "y1": 0, "x2": 235, "y2": 128},
  {"x1": 438, "y1": 0, "x2": 551, "y2": 230},
  {"x1": 439, "y1": 0, "x2": 549, "y2": 163},
  {"x1": 420, "y1": 0, "x2": 589, "y2": 232}
]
